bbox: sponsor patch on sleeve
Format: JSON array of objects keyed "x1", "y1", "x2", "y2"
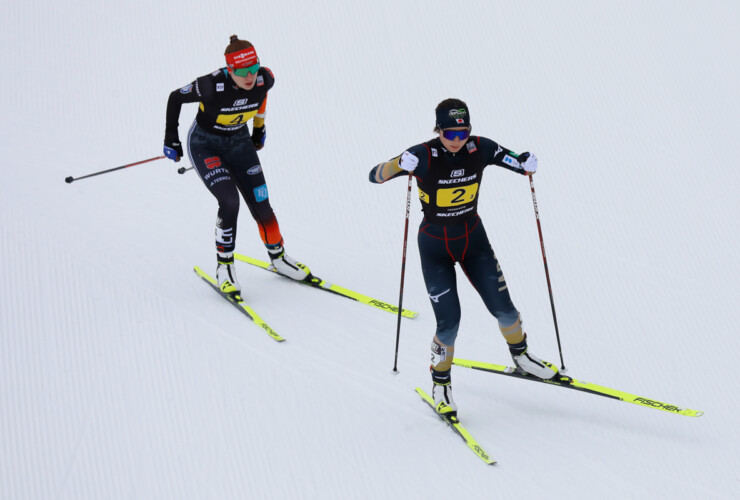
[{"x1": 503, "y1": 155, "x2": 517, "y2": 166}]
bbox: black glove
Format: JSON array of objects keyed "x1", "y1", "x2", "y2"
[
  {"x1": 251, "y1": 125, "x2": 266, "y2": 151},
  {"x1": 164, "y1": 135, "x2": 184, "y2": 162}
]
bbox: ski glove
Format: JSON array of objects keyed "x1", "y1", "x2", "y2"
[
  {"x1": 519, "y1": 152, "x2": 538, "y2": 173},
  {"x1": 251, "y1": 125, "x2": 266, "y2": 151},
  {"x1": 164, "y1": 137, "x2": 183, "y2": 162},
  {"x1": 399, "y1": 151, "x2": 419, "y2": 172}
]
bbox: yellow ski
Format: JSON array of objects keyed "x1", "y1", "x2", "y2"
[
  {"x1": 453, "y1": 358, "x2": 703, "y2": 417},
  {"x1": 194, "y1": 266, "x2": 285, "y2": 342},
  {"x1": 415, "y1": 387, "x2": 496, "y2": 465},
  {"x1": 234, "y1": 253, "x2": 418, "y2": 318}
]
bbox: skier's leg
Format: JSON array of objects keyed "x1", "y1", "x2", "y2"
[
  {"x1": 461, "y1": 222, "x2": 558, "y2": 379},
  {"x1": 226, "y1": 138, "x2": 310, "y2": 281},
  {"x1": 187, "y1": 124, "x2": 242, "y2": 293}
]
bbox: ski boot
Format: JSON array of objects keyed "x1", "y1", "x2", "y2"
[
  {"x1": 216, "y1": 253, "x2": 241, "y2": 295},
  {"x1": 508, "y1": 334, "x2": 559, "y2": 380},
  {"x1": 432, "y1": 381, "x2": 458, "y2": 418},
  {"x1": 267, "y1": 245, "x2": 311, "y2": 282}
]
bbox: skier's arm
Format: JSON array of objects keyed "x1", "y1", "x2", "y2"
[
  {"x1": 251, "y1": 67, "x2": 274, "y2": 150},
  {"x1": 369, "y1": 155, "x2": 404, "y2": 183},
  {"x1": 251, "y1": 94, "x2": 268, "y2": 150},
  {"x1": 369, "y1": 146, "x2": 426, "y2": 184},
  {"x1": 253, "y1": 95, "x2": 267, "y2": 129},
  {"x1": 479, "y1": 137, "x2": 537, "y2": 175},
  {"x1": 164, "y1": 77, "x2": 212, "y2": 159}
]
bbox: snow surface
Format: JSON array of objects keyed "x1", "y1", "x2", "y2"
[{"x1": 3, "y1": 1, "x2": 739, "y2": 498}]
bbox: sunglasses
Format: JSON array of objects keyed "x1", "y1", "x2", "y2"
[
  {"x1": 441, "y1": 129, "x2": 471, "y2": 141},
  {"x1": 232, "y1": 63, "x2": 260, "y2": 77}
]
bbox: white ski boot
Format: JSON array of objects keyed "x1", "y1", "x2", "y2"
[
  {"x1": 267, "y1": 245, "x2": 311, "y2": 282},
  {"x1": 216, "y1": 254, "x2": 241, "y2": 295},
  {"x1": 432, "y1": 382, "x2": 458, "y2": 417},
  {"x1": 509, "y1": 335, "x2": 558, "y2": 380}
]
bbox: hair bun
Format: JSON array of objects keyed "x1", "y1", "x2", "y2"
[{"x1": 229, "y1": 35, "x2": 239, "y2": 43}]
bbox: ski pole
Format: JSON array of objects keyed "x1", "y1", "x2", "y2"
[
  {"x1": 528, "y1": 173, "x2": 566, "y2": 370},
  {"x1": 392, "y1": 172, "x2": 414, "y2": 373},
  {"x1": 65, "y1": 155, "x2": 166, "y2": 184},
  {"x1": 177, "y1": 166, "x2": 194, "y2": 174}
]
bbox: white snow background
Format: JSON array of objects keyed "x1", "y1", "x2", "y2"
[{"x1": 2, "y1": 1, "x2": 739, "y2": 498}]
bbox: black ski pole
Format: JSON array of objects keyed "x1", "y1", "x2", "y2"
[
  {"x1": 392, "y1": 172, "x2": 414, "y2": 373},
  {"x1": 177, "y1": 166, "x2": 194, "y2": 174},
  {"x1": 65, "y1": 155, "x2": 166, "y2": 184},
  {"x1": 528, "y1": 173, "x2": 566, "y2": 370}
]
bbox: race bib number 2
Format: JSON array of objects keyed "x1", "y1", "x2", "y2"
[{"x1": 436, "y1": 184, "x2": 479, "y2": 207}]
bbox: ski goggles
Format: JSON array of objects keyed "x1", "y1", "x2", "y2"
[
  {"x1": 441, "y1": 128, "x2": 471, "y2": 141},
  {"x1": 232, "y1": 63, "x2": 260, "y2": 77}
]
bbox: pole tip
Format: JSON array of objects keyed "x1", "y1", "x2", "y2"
[{"x1": 65, "y1": 176, "x2": 74, "y2": 184}]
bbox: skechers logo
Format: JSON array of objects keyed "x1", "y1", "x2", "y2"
[
  {"x1": 438, "y1": 174, "x2": 476, "y2": 184},
  {"x1": 451, "y1": 169, "x2": 464, "y2": 177}
]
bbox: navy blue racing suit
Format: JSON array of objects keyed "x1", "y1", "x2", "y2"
[{"x1": 370, "y1": 136, "x2": 529, "y2": 345}]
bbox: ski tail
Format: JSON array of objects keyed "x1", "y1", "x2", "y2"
[
  {"x1": 415, "y1": 387, "x2": 496, "y2": 465},
  {"x1": 194, "y1": 266, "x2": 285, "y2": 342}
]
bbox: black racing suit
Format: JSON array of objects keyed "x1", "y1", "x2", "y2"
[
  {"x1": 165, "y1": 67, "x2": 282, "y2": 253},
  {"x1": 371, "y1": 136, "x2": 529, "y2": 346}
]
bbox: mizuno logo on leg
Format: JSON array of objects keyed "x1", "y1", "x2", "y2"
[{"x1": 429, "y1": 288, "x2": 451, "y2": 303}]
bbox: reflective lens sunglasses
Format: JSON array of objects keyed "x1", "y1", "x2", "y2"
[
  {"x1": 232, "y1": 63, "x2": 260, "y2": 77},
  {"x1": 441, "y1": 129, "x2": 471, "y2": 141}
]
